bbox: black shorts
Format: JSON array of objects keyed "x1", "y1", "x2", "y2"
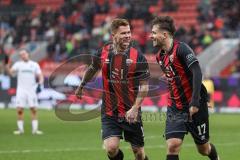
[
  {"x1": 165, "y1": 100, "x2": 209, "y2": 145},
  {"x1": 101, "y1": 115, "x2": 144, "y2": 147}
]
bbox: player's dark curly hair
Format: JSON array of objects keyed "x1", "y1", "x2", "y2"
[{"x1": 151, "y1": 16, "x2": 176, "y2": 36}]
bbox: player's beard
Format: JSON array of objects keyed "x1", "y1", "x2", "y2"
[
  {"x1": 120, "y1": 42, "x2": 129, "y2": 51},
  {"x1": 155, "y1": 38, "x2": 165, "y2": 49},
  {"x1": 119, "y1": 38, "x2": 131, "y2": 52}
]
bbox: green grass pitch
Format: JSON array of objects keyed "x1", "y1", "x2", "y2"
[{"x1": 0, "y1": 109, "x2": 239, "y2": 160}]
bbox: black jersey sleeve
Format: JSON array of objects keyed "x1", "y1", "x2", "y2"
[
  {"x1": 178, "y1": 42, "x2": 202, "y2": 108},
  {"x1": 135, "y1": 53, "x2": 150, "y2": 80},
  {"x1": 189, "y1": 63, "x2": 202, "y2": 108},
  {"x1": 177, "y1": 42, "x2": 198, "y2": 68}
]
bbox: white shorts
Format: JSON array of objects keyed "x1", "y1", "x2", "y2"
[{"x1": 16, "y1": 89, "x2": 38, "y2": 108}]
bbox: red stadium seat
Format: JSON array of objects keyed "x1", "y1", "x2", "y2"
[
  {"x1": 25, "y1": 0, "x2": 64, "y2": 16},
  {"x1": 94, "y1": 14, "x2": 108, "y2": 27},
  {"x1": 0, "y1": 0, "x2": 11, "y2": 5},
  {"x1": 109, "y1": 7, "x2": 126, "y2": 16}
]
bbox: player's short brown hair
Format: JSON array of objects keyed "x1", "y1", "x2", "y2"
[
  {"x1": 151, "y1": 16, "x2": 176, "y2": 36},
  {"x1": 110, "y1": 18, "x2": 130, "y2": 33}
]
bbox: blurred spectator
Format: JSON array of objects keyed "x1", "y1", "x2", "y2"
[
  {"x1": 0, "y1": 0, "x2": 239, "y2": 68},
  {"x1": 214, "y1": 16, "x2": 224, "y2": 30},
  {"x1": 161, "y1": 0, "x2": 178, "y2": 12},
  {"x1": 0, "y1": 46, "x2": 8, "y2": 74},
  {"x1": 201, "y1": 31, "x2": 213, "y2": 47},
  {"x1": 65, "y1": 35, "x2": 74, "y2": 56},
  {"x1": 12, "y1": 0, "x2": 24, "y2": 5},
  {"x1": 98, "y1": 0, "x2": 110, "y2": 13}
]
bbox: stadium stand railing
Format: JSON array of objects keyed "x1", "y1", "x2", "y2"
[
  {"x1": 198, "y1": 39, "x2": 239, "y2": 77},
  {"x1": 10, "y1": 42, "x2": 48, "y2": 63}
]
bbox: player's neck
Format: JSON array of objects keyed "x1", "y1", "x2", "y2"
[
  {"x1": 112, "y1": 43, "x2": 127, "y2": 54},
  {"x1": 22, "y1": 59, "x2": 29, "y2": 62},
  {"x1": 163, "y1": 38, "x2": 174, "y2": 54}
]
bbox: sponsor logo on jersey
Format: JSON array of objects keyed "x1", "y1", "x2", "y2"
[{"x1": 186, "y1": 53, "x2": 194, "y2": 62}]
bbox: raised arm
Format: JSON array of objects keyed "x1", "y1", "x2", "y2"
[{"x1": 5, "y1": 62, "x2": 17, "y2": 77}]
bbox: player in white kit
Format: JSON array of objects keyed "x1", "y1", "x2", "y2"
[{"x1": 6, "y1": 49, "x2": 44, "y2": 135}]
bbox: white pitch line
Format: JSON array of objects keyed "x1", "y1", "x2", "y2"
[{"x1": 0, "y1": 142, "x2": 239, "y2": 154}]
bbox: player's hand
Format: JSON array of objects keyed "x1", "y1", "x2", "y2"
[
  {"x1": 36, "y1": 84, "x2": 43, "y2": 93},
  {"x1": 75, "y1": 85, "x2": 84, "y2": 99},
  {"x1": 189, "y1": 106, "x2": 199, "y2": 122},
  {"x1": 4, "y1": 55, "x2": 9, "y2": 64},
  {"x1": 4, "y1": 60, "x2": 11, "y2": 69},
  {"x1": 125, "y1": 106, "x2": 139, "y2": 123}
]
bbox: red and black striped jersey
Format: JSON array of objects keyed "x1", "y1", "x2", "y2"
[
  {"x1": 156, "y1": 40, "x2": 207, "y2": 110},
  {"x1": 92, "y1": 43, "x2": 150, "y2": 117}
]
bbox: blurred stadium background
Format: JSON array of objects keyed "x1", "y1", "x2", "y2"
[{"x1": 0, "y1": 0, "x2": 240, "y2": 159}]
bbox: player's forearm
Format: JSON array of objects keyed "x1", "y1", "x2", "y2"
[
  {"x1": 38, "y1": 74, "x2": 44, "y2": 84},
  {"x1": 133, "y1": 80, "x2": 149, "y2": 109},
  {"x1": 79, "y1": 65, "x2": 99, "y2": 88},
  {"x1": 5, "y1": 65, "x2": 14, "y2": 77}
]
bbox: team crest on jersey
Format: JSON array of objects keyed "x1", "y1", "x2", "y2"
[
  {"x1": 126, "y1": 59, "x2": 133, "y2": 66},
  {"x1": 169, "y1": 54, "x2": 174, "y2": 63},
  {"x1": 186, "y1": 53, "x2": 194, "y2": 62},
  {"x1": 104, "y1": 59, "x2": 110, "y2": 63},
  {"x1": 159, "y1": 60, "x2": 163, "y2": 66}
]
